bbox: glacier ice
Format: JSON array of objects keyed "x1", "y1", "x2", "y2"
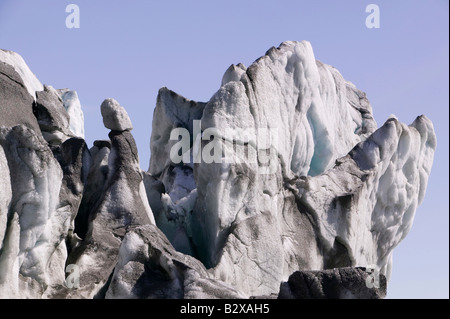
[
  {"x1": 0, "y1": 49, "x2": 43, "y2": 100},
  {"x1": 55, "y1": 126, "x2": 154, "y2": 299},
  {"x1": 58, "y1": 89, "x2": 85, "y2": 138},
  {"x1": 147, "y1": 40, "x2": 436, "y2": 297},
  {"x1": 278, "y1": 267, "x2": 387, "y2": 299},
  {"x1": 0, "y1": 146, "x2": 12, "y2": 254},
  {"x1": 0, "y1": 125, "x2": 65, "y2": 297},
  {"x1": 0, "y1": 60, "x2": 41, "y2": 134},
  {"x1": 0, "y1": 41, "x2": 436, "y2": 299},
  {"x1": 35, "y1": 85, "x2": 73, "y2": 144},
  {"x1": 105, "y1": 225, "x2": 245, "y2": 299},
  {"x1": 295, "y1": 115, "x2": 436, "y2": 280},
  {"x1": 100, "y1": 98, "x2": 133, "y2": 132}
]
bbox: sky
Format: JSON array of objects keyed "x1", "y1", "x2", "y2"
[{"x1": 0, "y1": 0, "x2": 448, "y2": 299}]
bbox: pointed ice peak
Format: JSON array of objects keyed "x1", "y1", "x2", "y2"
[
  {"x1": 58, "y1": 89, "x2": 85, "y2": 138},
  {"x1": 0, "y1": 49, "x2": 43, "y2": 100},
  {"x1": 387, "y1": 114, "x2": 398, "y2": 121},
  {"x1": 221, "y1": 63, "x2": 247, "y2": 86}
]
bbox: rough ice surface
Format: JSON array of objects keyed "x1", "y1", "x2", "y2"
[
  {"x1": 0, "y1": 146, "x2": 12, "y2": 254},
  {"x1": 147, "y1": 40, "x2": 436, "y2": 297},
  {"x1": 0, "y1": 49, "x2": 43, "y2": 99},
  {"x1": 203, "y1": 41, "x2": 377, "y2": 178},
  {"x1": 105, "y1": 225, "x2": 245, "y2": 299},
  {"x1": 35, "y1": 85, "x2": 73, "y2": 144},
  {"x1": 53, "y1": 114, "x2": 154, "y2": 298},
  {"x1": 148, "y1": 87, "x2": 206, "y2": 176},
  {"x1": 295, "y1": 115, "x2": 436, "y2": 280},
  {"x1": 100, "y1": 98, "x2": 133, "y2": 132},
  {"x1": 58, "y1": 89, "x2": 85, "y2": 138},
  {"x1": 0, "y1": 41, "x2": 436, "y2": 299},
  {"x1": 278, "y1": 267, "x2": 387, "y2": 299},
  {"x1": 0, "y1": 126, "x2": 66, "y2": 298}
]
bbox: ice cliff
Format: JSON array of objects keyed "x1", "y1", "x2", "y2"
[{"x1": 0, "y1": 42, "x2": 436, "y2": 299}]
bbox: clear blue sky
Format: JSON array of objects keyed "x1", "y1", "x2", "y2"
[{"x1": 0, "y1": 0, "x2": 448, "y2": 299}]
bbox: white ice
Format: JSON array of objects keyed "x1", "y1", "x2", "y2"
[
  {"x1": 0, "y1": 49, "x2": 44, "y2": 99},
  {"x1": 58, "y1": 89, "x2": 85, "y2": 138}
]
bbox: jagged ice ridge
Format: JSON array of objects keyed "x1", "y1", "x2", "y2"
[{"x1": 0, "y1": 41, "x2": 436, "y2": 299}]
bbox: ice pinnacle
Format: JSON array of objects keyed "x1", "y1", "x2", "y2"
[{"x1": 100, "y1": 98, "x2": 133, "y2": 131}]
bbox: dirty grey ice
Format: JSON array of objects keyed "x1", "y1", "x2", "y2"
[{"x1": 0, "y1": 41, "x2": 436, "y2": 299}]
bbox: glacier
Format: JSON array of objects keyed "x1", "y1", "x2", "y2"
[
  {"x1": 0, "y1": 49, "x2": 43, "y2": 100},
  {"x1": 0, "y1": 40, "x2": 436, "y2": 299}
]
